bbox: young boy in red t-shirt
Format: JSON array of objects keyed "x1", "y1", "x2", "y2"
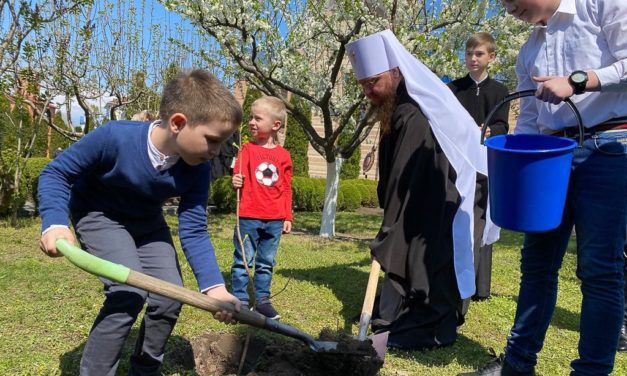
[{"x1": 231, "y1": 96, "x2": 293, "y2": 319}]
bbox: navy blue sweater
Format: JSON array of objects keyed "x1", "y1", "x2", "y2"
[{"x1": 38, "y1": 121, "x2": 222, "y2": 290}]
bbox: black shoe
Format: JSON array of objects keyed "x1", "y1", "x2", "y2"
[
  {"x1": 256, "y1": 301, "x2": 280, "y2": 320},
  {"x1": 457, "y1": 352, "x2": 535, "y2": 376},
  {"x1": 618, "y1": 325, "x2": 627, "y2": 352}
]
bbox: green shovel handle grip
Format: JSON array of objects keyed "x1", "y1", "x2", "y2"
[{"x1": 55, "y1": 239, "x2": 130, "y2": 284}]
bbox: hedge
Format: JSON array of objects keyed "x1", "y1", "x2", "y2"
[
  {"x1": 26, "y1": 157, "x2": 52, "y2": 210},
  {"x1": 0, "y1": 151, "x2": 29, "y2": 216},
  {"x1": 209, "y1": 175, "x2": 379, "y2": 213},
  {"x1": 342, "y1": 179, "x2": 379, "y2": 208},
  {"x1": 339, "y1": 183, "x2": 361, "y2": 212},
  {"x1": 0, "y1": 154, "x2": 50, "y2": 216},
  {"x1": 209, "y1": 176, "x2": 237, "y2": 213}
]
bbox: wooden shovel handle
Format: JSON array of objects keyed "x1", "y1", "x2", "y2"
[
  {"x1": 56, "y1": 239, "x2": 267, "y2": 328},
  {"x1": 126, "y1": 271, "x2": 267, "y2": 327},
  {"x1": 358, "y1": 258, "x2": 381, "y2": 340}
]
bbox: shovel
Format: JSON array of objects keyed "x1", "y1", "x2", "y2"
[
  {"x1": 55, "y1": 239, "x2": 338, "y2": 352},
  {"x1": 357, "y1": 258, "x2": 389, "y2": 360}
]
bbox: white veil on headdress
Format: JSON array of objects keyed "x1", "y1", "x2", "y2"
[{"x1": 347, "y1": 29, "x2": 499, "y2": 299}]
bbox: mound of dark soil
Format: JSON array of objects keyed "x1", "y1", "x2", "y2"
[{"x1": 190, "y1": 329, "x2": 383, "y2": 376}]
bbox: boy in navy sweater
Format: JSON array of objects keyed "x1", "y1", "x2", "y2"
[{"x1": 38, "y1": 69, "x2": 243, "y2": 375}]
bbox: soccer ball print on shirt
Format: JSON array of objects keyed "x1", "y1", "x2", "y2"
[{"x1": 255, "y1": 162, "x2": 280, "y2": 187}]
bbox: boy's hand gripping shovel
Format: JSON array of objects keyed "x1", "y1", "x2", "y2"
[
  {"x1": 358, "y1": 258, "x2": 389, "y2": 360},
  {"x1": 55, "y1": 239, "x2": 338, "y2": 352}
]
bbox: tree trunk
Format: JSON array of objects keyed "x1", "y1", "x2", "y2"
[
  {"x1": 10, "y1": 119, "x2": 23, "y2": 227},
  {"x1": 10, "y1": 162, "x2": 20, "y2": 227},
  {"x1": 319, "y1": 158, "x2": 343, "y2": 238},
  {"x1": 74, "y1": 85, "x2": 92, "y2": 134}
]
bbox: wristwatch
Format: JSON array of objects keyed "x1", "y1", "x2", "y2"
[{"x1": 568, "y1": 70, "x2": 588, "y2": 95}]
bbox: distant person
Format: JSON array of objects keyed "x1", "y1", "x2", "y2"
[
  {"x1": 460, "y1": 0, "x2": 627, "y2": 375},
  {"x1": 131, "y1": 110, "x2": 156, "y2": 122},
  {"x1": 448, "y1": 32, "x2": 510, "y2": 304},
  {"x1": 448, "y1": 31, "x2": 509, "y2": 137},
  {"x1": 230, "y1": 96, "x2": 293, "y2": 320},
  {"x1": 53, "y1": 147, "x2": 63, "y2": 159},
  {"x1": 210, "y1": 129, "x2": 240, "y2": 182},
  {"x1": 38, "y1": 69, "x2": 243, "y2": 375}
]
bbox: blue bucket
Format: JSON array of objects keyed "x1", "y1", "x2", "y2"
[
  {"x1": 484, "y1": 135, "x2": 577, "y2": 232},
  {"x1": 481, "y1": 91, "x2": 583, "y2": 233}
]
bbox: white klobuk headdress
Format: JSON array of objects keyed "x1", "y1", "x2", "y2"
[{"x1": 347, "y1": 30, "x2": 499, "y2": 299}]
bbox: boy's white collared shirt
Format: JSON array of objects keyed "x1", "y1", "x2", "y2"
[
  {"x1": 147, "y1": 120, "x2": 180, "y2": 171},
  {"x1": 514, "y1": 0, "x2": 627, "y2": 134}
]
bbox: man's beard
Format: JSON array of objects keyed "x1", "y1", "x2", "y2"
[{"x1": 371, "y1": 90, "x2": 397, "y2": 136}]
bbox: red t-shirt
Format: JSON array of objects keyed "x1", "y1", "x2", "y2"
[{"x1": 233, "y1": 142, "x2": 293, "y2": 221}]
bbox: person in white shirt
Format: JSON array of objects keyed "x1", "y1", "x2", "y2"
[{"x1": 459, "y1": 0, "x2": 627, "y2": 375}]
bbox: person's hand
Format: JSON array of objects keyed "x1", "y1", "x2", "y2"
[
  {"x1": 232, "y1": 173, "x2": 244, "y2": 189},
  {"x1": 533, "y1": 76, "x2": 574, "y2": 104},
  {"x1": 204, "y1": 285, "x2": 242, "y2": 324},
  {"x1": 283, "y1": 220, "x2": 292, "y2": 234},
  {"x1": 39, "y1": 227, "x2": 76, "y2": 257},
  {"x1": 480, "y1": 123, "x2": 491, "y2": 138}
]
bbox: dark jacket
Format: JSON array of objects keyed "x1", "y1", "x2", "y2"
[{"x1": 448, "y1": 74, "x2": 510, "y2": 135}]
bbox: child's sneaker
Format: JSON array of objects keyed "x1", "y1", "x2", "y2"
[{"x1": 255, "y1": 301, "x2": 280, "y2": 320}]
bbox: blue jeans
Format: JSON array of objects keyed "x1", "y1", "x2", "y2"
[
  {"x1": 504, "y1": 130, "x2": 627, "y2": 376},
  {"x1": 231, "y1": 218, "x2": 283, "y2": 303}
]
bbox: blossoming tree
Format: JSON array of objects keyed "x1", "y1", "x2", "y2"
[{"x1": 164, "y1": 0, "x2": 529, "y2": 237}]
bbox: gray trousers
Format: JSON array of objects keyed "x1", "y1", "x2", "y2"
[{"x1": 73, "y1": 211, "x2": 183, "y2": 376}]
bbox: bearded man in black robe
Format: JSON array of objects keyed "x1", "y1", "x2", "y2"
[{"x1": 347, "y1": 30, "x2": 497, "y2": 350}]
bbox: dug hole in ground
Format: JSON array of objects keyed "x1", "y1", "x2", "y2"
[{"x1": 180, "y1": 328, "x2": 383, "y2": 376}]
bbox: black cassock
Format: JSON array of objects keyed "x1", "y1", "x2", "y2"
[
  {"x1": 370, "y1": 82, "x2": 464, "y2": 350},
  {"x1": 447, "y1": 74, "x2": 510, "y2": 136},
  {"x1": 449, "y1": 74, "x2": 508, "y2": 300}
]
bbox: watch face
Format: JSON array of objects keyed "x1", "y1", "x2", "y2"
[{"x1": 572, "y1": 72, "x2": 586, "y2": 83}]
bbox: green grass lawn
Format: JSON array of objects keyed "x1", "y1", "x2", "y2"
[{"x1": 0, "y1": 212, "x2": 625, "y2": 375}]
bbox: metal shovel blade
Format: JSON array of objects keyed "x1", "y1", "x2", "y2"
[
  {"x1": 370, "y1": 331, "x2": 389, "y2": 360},
  {"x1": 263, "y1": 318, "x2": 338, "y2": 352}
]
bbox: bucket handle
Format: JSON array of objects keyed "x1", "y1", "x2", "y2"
[{"x1": 480, "y1": 89, "x2": 585, "y2": 147}]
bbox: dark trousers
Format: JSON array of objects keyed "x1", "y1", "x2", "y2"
[
  {"x1": 73, "y1": 211, "x2": 183, "y2": 376},
  {"x1": 475, "y1": 244, "x2": 493, "y2": 298},
  {"x1": 623, "y1": 229, "x2": 627, "y2": 329},
  {"x1": 504, "y1": 130, "x2": 626, "y2": 375},
  {"x1": 461, "y1": 174, "x2": 491, "y2": 317},
  {"x1": 473, "y1": 174, "x2": 491, "y2": 299}
]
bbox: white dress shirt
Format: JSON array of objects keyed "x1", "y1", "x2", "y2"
[
  {"x1": 514, "y1": 0, "x2": 627, "y2": 134},
  {"x1": 147, "y1": 120, "x2": 179, "y2": 170}
]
